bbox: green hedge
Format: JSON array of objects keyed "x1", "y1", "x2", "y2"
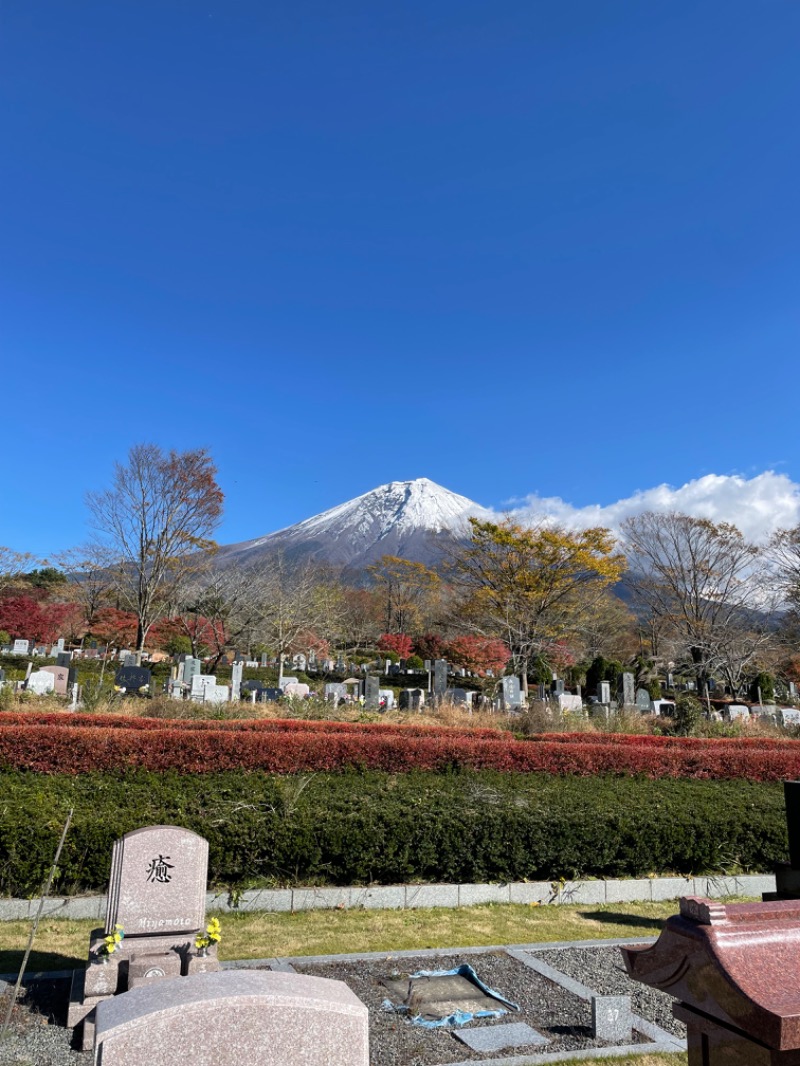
[{"x1": 0, "y1": 769, "x2": 786, "y2": 898}]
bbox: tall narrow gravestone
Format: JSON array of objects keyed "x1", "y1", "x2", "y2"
[
  {"x1": 364, "y1": 674, "x2": 380, "y2": 710},
  {"x1": 69, "y1": 826, "x2": 218, "y2": 1050},
  {"x1": 433, "y1": 659, "x2": 448, "y2": 698},
  {"x1": 621, "y1": 672, "x2": 635, "y2": 708}
]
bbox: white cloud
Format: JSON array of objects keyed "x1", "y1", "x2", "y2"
[{"x1": 500, "y1": 472, "x2": 800, "y2": 543}]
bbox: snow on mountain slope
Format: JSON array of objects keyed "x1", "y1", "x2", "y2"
[{"x1": 215, "y1": 478, "x2": 489, "y2": 571}]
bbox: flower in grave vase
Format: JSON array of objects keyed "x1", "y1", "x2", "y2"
[
  {"x1": 195, "y1": 917, "x2": 222, "y2": 956},
  {"x1": 96, "y1": 924, "x2": 124, "y2": 961}
]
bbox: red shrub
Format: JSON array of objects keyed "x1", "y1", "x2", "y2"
[{"x1": 2, "y1": 720, "x2": 800, "y2": 779}]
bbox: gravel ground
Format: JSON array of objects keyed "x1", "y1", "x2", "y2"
[
  {"x1": 533, "y1": 946, "x2": 685, "y2": 1039},
  {"x1": 0, "y1": 978, "x2": 88, "y2": 1066},
  {"x1": 296, "y1": 951, "x2": 651, "y2": 1066},
  {"x1": 0, "y1": 946, "x2": 679, "y2": 1066}
]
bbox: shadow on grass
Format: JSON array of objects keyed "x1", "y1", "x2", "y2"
[
  {"x1": 581, "y1": 910, "x2": 667, "y2": 930},
  {"x1": 0, "y1": 950, "x2": 80, "y2": 976}
]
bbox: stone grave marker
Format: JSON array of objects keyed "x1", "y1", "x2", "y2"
[
  {"x1": 551, "y1": 678, "x2": 565, "y2": 696},
  {"x1": 501, "y1": 675, "x2": 522, "y2": 709},
  {"x1": 325, "y1": 682, "x2": 347, "y2": 702},
  {"x1": 433, "y1": 658, "x2": 448, "y2": 696},
  {"x1": 379, "y1": 688, "x2": 395, "y2": 709},
  {"x1": 26, "y1": 670, "x2": 55, "y2": 695},
  {"x1": 399, "y1": 688, "x2": 424, "y2": 710},
  {"x1": 790, "y1": 682, "x2": 798, "y2": 698},
  {"x1": 56, "y1": 651, "x2": 72, "y2": 668},
  {"x1": 598, "y1": 681, "x2": 611, "y2": 704},
  {"x1": 230, "y1": 661, "x2": 243, "y2": 701},
  {"x1": 41, "y1": 665, "x2": 70, "y2": 695},
  {"x1": 70, "y1": 825, "x2": 219, "y2": 1050},
  {"x1": 635, "y1": 687, "x2": 652, "y2": 712},
  {"x1": 12, "y1": 639, "x2": 29, "y2": 655},
  {"x1": 115, "y1": 666, "x2": 151, "y2": 694},
  {"x1": 182, "y1": 657, "x2": 201, "y2": 685},
  {"x1": 621, "y1": 672, "x2": 635, "y2": 707},
  {"x1": 260, "y1": 652, "x2": 268, "y2": 667},
  {"x1": 592, "y1": 994, "x2": 632, "y2": 1043},
  {"x1": 454, "y1": 1022, "x2": 549, "y2": 1053},
  {"x1": 123, "y1": 652, "x2": 137, "y2": 667},
  {"x1": 364, "y1": 674, "x2": 380, "y2": 709},
  {"x1": 93, "y1": 971, "x2": 369, "y2": 1066},
  {"x1": 448, "y1": 687, "x2": 468, "y2": 705},
  {"x1": 190, "y1": 674, "x2": 216, "y2": 699},
  {"x1": 106, "y1": 825, "x2": 209, "y2": 937}
]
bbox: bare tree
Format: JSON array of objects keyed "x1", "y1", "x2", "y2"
[
  {"x1": 622, "y1": 512, "x2": 771, "y2": 693},
  {"x1": 0, "y1": 547, "x2": 37, "y2": 597},
  {"x1": 86, "y1": 444, "x2": 223, "y2": 654}
]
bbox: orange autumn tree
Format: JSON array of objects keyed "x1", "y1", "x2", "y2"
[{"x1": 451, "y1": 517, "x2": 626, "y2": 698}]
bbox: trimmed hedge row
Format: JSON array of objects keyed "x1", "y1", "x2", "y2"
[
  {"x1": 0, "y1": 712, "x2": 500, "y2": 740},
  {"x1": 2, "y1": 722, "x2": 800, "y2": 778},
  {"x1": 0, "y1": 769, "x2": 786, "y2": 897},
  {"x1": 530, "y1": 732, "x2": 800, "y2": 751}
]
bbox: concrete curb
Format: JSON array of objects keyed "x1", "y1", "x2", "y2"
[{"x1": 0, "y1": 873, "x2": 775, "y2": 922}]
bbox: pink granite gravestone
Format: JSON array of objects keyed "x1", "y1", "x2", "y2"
[
  {"x1": 93, "y1": 970, "x2": 369, "y2": 1066},
  {"x1": 106, "y1": 825, "x2": 208, "y2": 937},
  {"x1": 622, "y1": 895, "x2": 800, "y2": 1065},
  {"x1": 40, "y1": 665, "x2": 69, "y2": 695},
  {"x1": 69, "y1": 825, "x2": 219, "y2": 1050}
]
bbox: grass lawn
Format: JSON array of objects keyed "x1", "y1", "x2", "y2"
[{"x1": 0, "y1": 899, "x2": 681, "y2": 974}]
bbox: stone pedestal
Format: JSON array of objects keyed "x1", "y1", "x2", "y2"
[{"x1": 622, "y1": 896, "x2": 800, "y2": 1065}]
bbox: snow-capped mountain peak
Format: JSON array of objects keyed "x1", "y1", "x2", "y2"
[{"x1": 215, "y1": 478, "x2": 488, "y2": 571}]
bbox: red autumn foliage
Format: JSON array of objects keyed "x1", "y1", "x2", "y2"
[
  {"x1": 149, "y1": 614, "x2": 226, "y2": 652},
  {"x1": 378, "y1": 633, "x2": 414, "y2": 658},
  {"x1": 89, "y1": 608, "x2": 139, "y2": 647},
  {"x1": 1, "y1": 716, "x2": 799, "y2": 779},
  {"x1": 0, "y1": 596, "x2": 78, "y2": 643},
  {"x1": 288, "y1": 630, "x2": 331, "y2": 658},
  {"x1": 445, "y1": 635, "x2": 511, "y2": 675},
  {"x1": 413, "y1": 634, "x2": 446, "y2": 661}
]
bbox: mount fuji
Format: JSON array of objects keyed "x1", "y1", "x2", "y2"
[{"x1": 214, "y1": 478, "x2": 490, "y2": 572}]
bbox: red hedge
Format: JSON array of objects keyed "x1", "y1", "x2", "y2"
[{"x1": 1, "y1": 721, "x2": 800, "y2": 778}]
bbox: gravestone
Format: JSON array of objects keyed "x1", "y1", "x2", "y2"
[
  {"x1": 26, "y1": 670, "x2": 55, "y2": 695},
  {"x1": 635, "y1": 687, "x2": 652, "y2": 712},
  {"x1": 264, "y1": 688, "x2": 283, "y2": 702},
  {"x1": 115, "y1": 666, "x2": 151, "y2": 694},
  {"x1": 592, "y1": 994, "x2": 632, "y2": 1043},
  {"x1": 536, "y1": 683, "x2": 547, "y2": 701},
  {"x1": 433, "y1": 659, "x2": 448, "y2": 696},
  {"x1": 260, "y1": 652, "x2": 268, "y2": 667},
  {"x1": 448, "y1": 687, "x2": 468, "y2": 705},
  {"x1": 293, "y1": 653, "x2": 307, "y2": 671},
  {"x1": 781, "y1": 709, "x2": 800, "y2": 727},
  {"x1": 364, "y1": 674, "x2": 380, "y2": 710},
  {"x1": 621, "y1": 672, "x2": 635, "y2": 707},
  {"x1": 56, "y1": 651, "x2": 72, "y2": 668},
  {"x1": 12, "y1": 639, "x2": 29, "y2": 655},
  {"x1": 190, "y1": 674, "x2": 216, "y2": 699},
  {"x1": 106, "y1": 825, "x2": 209, "y2": 936},
  {"x1": 69, "y1": 825, "x2": 220, "y2": 1049},
  {"x1": 230, "y1": 661, "x2": 243, "y2": 701},
  {"x1": 41, "y1": 665, "x2": 70, "y2": 695},
  {"x1": 182, "y1": 657, "x2": 201, "y2": 685},
  {"x1": 598, "y1": 681, "x2": 611, "y2": 704},
  {"x1": 123, "y1": 653, "x2": 137, "y2": 667},
  {"x1": 399, "y1": 688, "x2": 424, "y2": 710},
  {"x1": 93, "y1": 971, "x2": 369, "y2": 1066},
  {"x1": 324, "y1": 682, "x2": 347, "y2": 702},
  {"x1": 379, "y1": 689, "x2": 395, "y2": 709},
  {"x1": 551, "y1": 678, "x2": 565, "y2": 696},
  {"x1": 501, "y1": 675, "x2": 522, "y2": 710},
  {"x1": 666, "y1": 672, "x2": 674, "y2": 689}
]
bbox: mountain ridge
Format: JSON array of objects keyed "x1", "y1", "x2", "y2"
[{"x1": 214, "y1": 477, "x2": 489, "y2": 571}]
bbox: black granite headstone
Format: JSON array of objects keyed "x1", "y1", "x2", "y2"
[
  {"x1": 114, "y1": 666, "x2": 151, "y2": 693},
  {"x1": 433, "y1": 659, "x2": 448, "y2": 695}
]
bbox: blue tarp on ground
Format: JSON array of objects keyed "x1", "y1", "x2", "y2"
[{"x1": 380, "y1": 963, "x2": 520, "y2": 1028}]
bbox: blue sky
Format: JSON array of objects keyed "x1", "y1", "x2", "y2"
[{"x1": 3, "y1": 1, "x2": 800, "y2": 558}]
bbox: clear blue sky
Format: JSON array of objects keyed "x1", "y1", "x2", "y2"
[{"x1": 3, "y1": 1, "x2": 800, "y2": 558}]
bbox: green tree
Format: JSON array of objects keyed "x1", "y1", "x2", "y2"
[{"x1": 451, "y1": 518, "x2": 626, "y2": 697}]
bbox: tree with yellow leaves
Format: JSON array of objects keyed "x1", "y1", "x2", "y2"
[{"x1": 451, "y1": 518, "x2": 626, "y2": 696}]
